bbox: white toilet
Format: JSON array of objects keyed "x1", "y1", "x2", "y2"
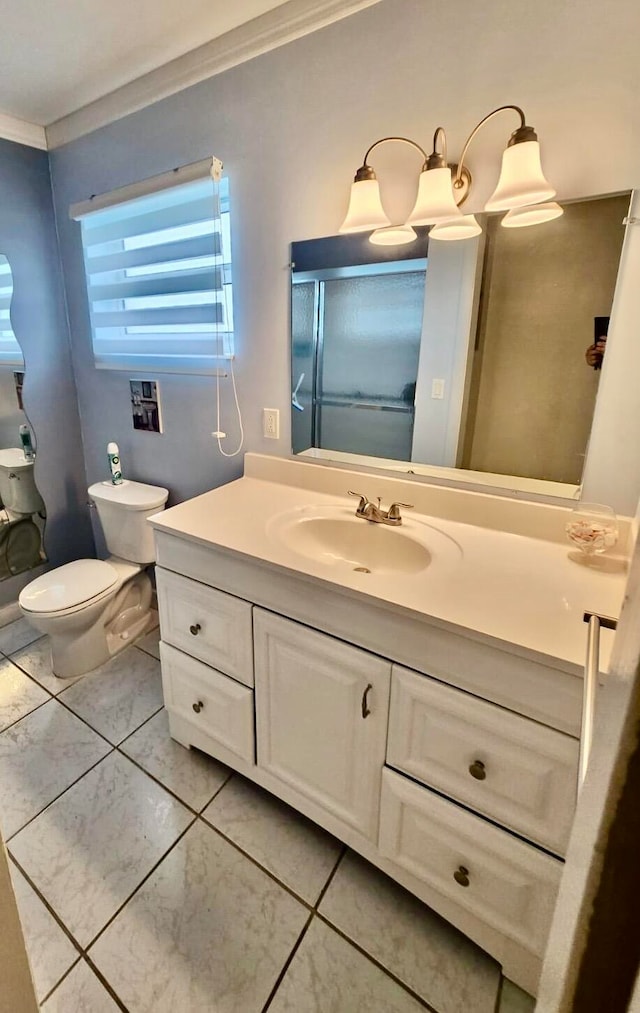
[
  {"x1": 0, "y1": 448, "x2": 45, "y2": 521},
  {"x1": 19, "y1": 479, "x2": 168, "y2": 679}
]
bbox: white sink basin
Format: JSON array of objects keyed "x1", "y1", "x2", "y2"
[{"x1": 268, "y1": 506, "x2": 462, "y2": 576}]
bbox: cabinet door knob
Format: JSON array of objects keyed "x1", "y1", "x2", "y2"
[
  {"x1": 190, "y1": 623, "x2": 202, "y2": 636},
  {"x1": 453, "y1": 865, "x2": 470, "y2": 888},
  {"x1": 361, "y1": 683, "x2": 372, "y2": 718},
  {"x1": 468, "y1": 760, "x2": 486, "y2": 781},
  {"x1": 192, "y1": 700, "x2": 204, "y2": 714}
]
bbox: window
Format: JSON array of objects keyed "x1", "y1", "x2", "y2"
[
  {"x1": 72, "y1": 160, "x2": 233, "y2": 373},
  {"x1": 0, "y1": 255, "x2": 24, "y2": 368}
]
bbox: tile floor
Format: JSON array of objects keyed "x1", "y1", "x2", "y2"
[{"x1": 0, "y1": 619, "x2": 536, "y2": 1013}]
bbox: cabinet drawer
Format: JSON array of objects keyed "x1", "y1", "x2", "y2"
[
  {"x1": 160, "y1": 642, "x2": 254, "y2": 763},
  {"x1": 379, "y1": 768, "x2": 561, "y2": 956},
  {"x1": 157, "y1": 568, "x2": 253, "y2": 687},
  {"x1": 388, "y1": 666, "x2": 578, "y2": 854}
]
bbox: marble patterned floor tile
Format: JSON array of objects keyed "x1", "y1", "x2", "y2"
[
  {"x1": 499, "y1": 979, "x2": 536, "y2": 1012},
  {"x1": 121, "y1": 708, "x2": 230, "y2": 811},
  {"x1": 58, "y1": 646, "x2": 163, "y2": 744},
  {"x1": 0, "y1": 618, "x2": 42, "y2": 655},
  {"x1": 9, "y1": 862, "x2": 79, "y2": 1002},
  {"x1": 42, "y1": 959, "x2": 121, "y2": 1012},
  {"x1": 319, "y1": 852, "x2": 500, "y2": 1013},
  {"x1": 202, "y1": 775, "x2": 342, "y2": 904},
  {"x1": 0, "y1": 656, "x2": 49, "y2": 732},
  {"x1": 10, "y1": 751, "x2": 192, "y2": 947},
  {"x1": 9, "y1": 636, "x2": 83, "y2": 695},
  {"x1": 137, "y1": 626, "x2": 160, "y2": 659},
  {"x1": 90, "y1": 820, "x2": 309, "y2": 1013},
  {"x1": 0, "y1": 699, "x2": 111, "y2": 839},
  {"x1": 269, "y1": 916, "x2": 426, "y2": 1013}
]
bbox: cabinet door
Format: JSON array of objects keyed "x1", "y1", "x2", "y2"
[{"x1": 254, "y1": 609, "x2": 390, "y2": 841}]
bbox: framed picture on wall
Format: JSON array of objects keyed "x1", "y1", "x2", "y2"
[{"x1": 129, "y1": 379, "x2": 163, "y2": 434}]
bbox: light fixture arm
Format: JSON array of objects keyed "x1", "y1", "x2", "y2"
[
  {"x1": 426, "y1": 126, "x2": 449, "y2": 170},
  {"x1": 453, "y1": 105, "x2": 534, "y2": 190},
  {"x1": 353, "y1": 136, "x2": 430, "y2": 182}
]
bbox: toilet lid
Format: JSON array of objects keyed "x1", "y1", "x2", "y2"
[{"x1": 19, "y1": 559, "x2": 119, "y2": 614}]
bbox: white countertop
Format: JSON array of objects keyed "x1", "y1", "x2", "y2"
[{"x1": 150, "y1": 457, "x2": 629, "y2": 674}]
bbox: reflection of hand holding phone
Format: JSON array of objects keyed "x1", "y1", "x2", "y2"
[{"x1": 591, "y1": 316, "x2": 609, "y2": 371}]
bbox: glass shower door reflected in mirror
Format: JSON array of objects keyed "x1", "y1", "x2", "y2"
[
  {"x1": 292, "y1": 261, "x2": 426, "y2": 460},
  {"x1": 0, "y1": 255, "x2": 46, "y2": 578}
]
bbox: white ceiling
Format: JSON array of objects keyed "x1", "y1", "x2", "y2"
[{"x1": 0, "y1": 0, "x2": 292, "y2": 126}]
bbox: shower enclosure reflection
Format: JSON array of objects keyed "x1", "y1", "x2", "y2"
[
  {"x1": 292, "y1": 253, "x2": 426, "y2": 460},
  {"x1": 0, "y1": 255, "x2": 46, "y2": 578},
  {"x1": 291, "y1": 193, "x2": 629, "y2": 489}
]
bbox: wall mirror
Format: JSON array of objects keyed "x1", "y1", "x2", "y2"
[
  {"x1": 0, "y1": 254, "x2": 46, "y2": 578},
  {"x1": 290, "y1": 192, "x2": 630, "y2": 496}
]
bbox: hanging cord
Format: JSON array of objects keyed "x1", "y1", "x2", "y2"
[
  {"x1": 212, "y1": 163, "x2": 244, "y2": 458},
  {"x1": 215, "y1": 356, "x2": 244, "y2": 458}
]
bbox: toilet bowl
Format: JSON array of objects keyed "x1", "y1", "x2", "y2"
[{"x1": 19, "y1": 479, "x2": 168, "y2": 678}]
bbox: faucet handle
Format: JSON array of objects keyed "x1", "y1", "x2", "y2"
[
  {"x1": 387, "y1": 501, "x2": 414, "y2": 521},
  {"x1": 348, "y1": 490, "x2": 369, "y2": 512}
]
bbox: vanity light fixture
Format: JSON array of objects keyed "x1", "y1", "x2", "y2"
[
  {"x1": 339, "y1": 166, "x2": 392, "y2": 233},
  {"x1": 428, "y1": 215, "x2": 483, "y2": 242},
  {"x1": 338, "y1": 105, "x2": 557, "y2": 243},
  {"x1": 501, "y1": 201, "x2": 564, "y2": 228},
  {"x1": 369, "y1": 224, "x2": 418, "y2": 246}
]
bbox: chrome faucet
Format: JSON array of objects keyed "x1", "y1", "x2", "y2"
[{"x1": 348, "y1": 491, "x2": 414, "y2": 526}]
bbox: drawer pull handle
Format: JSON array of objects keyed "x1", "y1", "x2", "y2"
[
  {"x1": 192, "y1": 700, "x2": 204, "y2": 714},
  {"x1": 190, "y1": 623, "x2": 202, "y2": 636},
  {"x1": 361, "y1": 683, "x2": 372, "y2": 718},
  {"x1": 453, "y1": 865, "x2": 470, "y2": 888},
  {"x1": 468, "y1": 760, "x2": 486, "y2": 781}
]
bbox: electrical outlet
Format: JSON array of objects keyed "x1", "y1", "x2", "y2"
[{"x1": 263, "y1": 408, "x2": 280, "y2": 439}]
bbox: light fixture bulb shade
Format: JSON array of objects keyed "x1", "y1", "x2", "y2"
[
  {"x1": 501, "y1": 201, "x2": 564, "y2": 228},
  {"x1": 406, "y1": 167, "x2": 463, "y2": 226},
  {"x1": 338, "y1": 178, "x2": 391, "y2": 233},
  {"x1": 428, "y1": 215, "x2": 482, "y2": 242},
  {"x1": 369, "y1": 225, "x2": 417, "y2": 246},
  {"x1": 485, "y1": 140, "x2": 555, "y2": 212}
]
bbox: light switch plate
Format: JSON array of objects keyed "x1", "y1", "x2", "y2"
[{"x1": 431, "y1": 378, "x2": 445, "y2": 400}]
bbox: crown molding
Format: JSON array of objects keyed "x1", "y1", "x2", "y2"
[
  {"x1": 0, "y1": 112, "x2": 47, "y2": 150},
  {"x1": 46, "y1": 0, "x2": 381, "y2": 150}
]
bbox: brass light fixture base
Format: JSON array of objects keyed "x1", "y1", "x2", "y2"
[{"x1": 450, "y1": 164, "x2": 472, "y2": 207}]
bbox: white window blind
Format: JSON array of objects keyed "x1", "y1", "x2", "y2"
[
  {"x1": 0, "y1": 255, "x2": 24, "y2": 368},
  {"x1": 72, "y1": 159, "x2": 233, "y2": 373}
]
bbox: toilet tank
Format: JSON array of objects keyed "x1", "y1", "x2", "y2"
[{"x1": 88, "y1": 480, "x2": 169, "y2": 564}]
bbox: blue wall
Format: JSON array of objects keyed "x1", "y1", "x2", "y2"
[
  {"x1": 0, "y1": 138, "x2": 92, "y2": 604},
  {"x1": 46, "y1": 0, "x2": 640, "y2": 539}
]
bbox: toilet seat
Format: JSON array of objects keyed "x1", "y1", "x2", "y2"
[{"x1": 19, "y1": 559, "x2": 119, "y2": 617}]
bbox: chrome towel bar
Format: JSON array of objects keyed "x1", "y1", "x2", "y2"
[{"x1": 580, "y1": 611, "x2": 618, "y2": 787}]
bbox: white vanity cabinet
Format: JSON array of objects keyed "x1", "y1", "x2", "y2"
[
  {"x1": 153, "y1": 533, "x2": 582, "y2": 995},
  {"x1": 253, "y1": 609, "x2": 390, "y2": 841}
]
